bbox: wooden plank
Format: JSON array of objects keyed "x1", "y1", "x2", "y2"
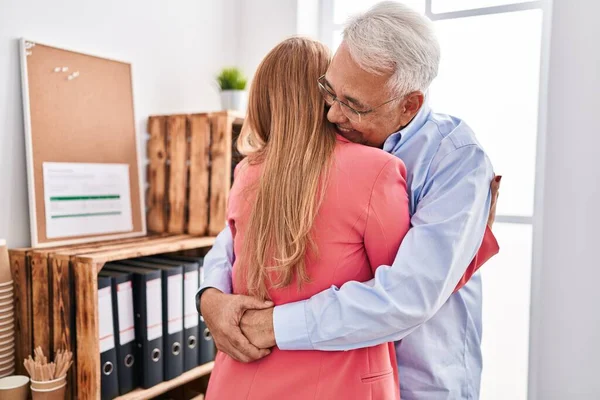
[
  {"x1": 113, "y1": 362, "x2": 214, "y2": 400},
  {"x1": 51, "y1": 256, "x2": 71, "y2": 352},
  {"x1": 62, "y1": 234, "x2": 190, "y2": 261},
  {"x1": 52, "y1": 234, "x2": 184, "y2": 259},
  {"x1": 8, "y1": 250, "x2": 31, "y2": 375},
  {"x1": 167, "y1": 115, "x2": 188, "y2": 234},
  {"x1": 74, "y1": 261, "x2": 100, "y2": 400},
  {"x1": 30, "y1": 253, "x2": 51, "y2": 357},
  {"x1": 208, "y1": 113, "x2": 233, "y2": 236},
  {"x1": 187, "y1": 114, "x2": 211, "y2": 235},
  {"x1": 147, "y1": 116, "x2": 168, "y2": 233},
  {"x1": 212, "y1": 109, "x2": 246, "y2": 120},
  {"x1": 76, "y1": 236, "x2": 216, "y2": 265},
  {"x1": 51, "y1": 255, "x2": 74, "y2": 399}
]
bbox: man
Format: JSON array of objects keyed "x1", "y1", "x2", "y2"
[{"x1": 199, "y1": 2, "x2": 500, "y2": 399}]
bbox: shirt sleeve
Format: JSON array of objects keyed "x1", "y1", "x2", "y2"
[
  {"x1": 273, "y1": 144, "x2": 494, "y2": 350},
  {"x1": 196, "y1": 225, "x2": 235, "y2": 301}
]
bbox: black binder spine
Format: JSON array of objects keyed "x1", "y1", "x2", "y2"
[
  {"x1": 100, "y1": 270, "x2": 138, "y2": 395},
  {"x1": 138, "y1": 272, "x2": 164, "y2": 388},
  {"x1": 183, "y1": 263, "x2": 200, "y2": 371},
  {"x1": 163, "y1": 269, "x2": 184, "y2": 380},
  {"x1": 198, "y1": 264, "x2": 216, "y2": 364},
  {"x1": 98, "y1": 276, "x2": 119, "y2": 400}
]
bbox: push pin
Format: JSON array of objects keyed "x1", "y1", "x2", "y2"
[
  {"x1": 62, "y1": 67, "x2": 69, "y2": 72},
  {"x1": 54, "y1": 67, "x2": 61, "y2": 72},
  {"x1": 72, "y1": 71, "x2": 80, "y2": 77},
  {"x1": 68, "y1": 75, "x2": 74, "y2": 80}
]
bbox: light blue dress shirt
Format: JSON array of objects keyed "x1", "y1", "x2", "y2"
[{"x1": 199, "y1": 101, "x2": 494, "y2": 400}]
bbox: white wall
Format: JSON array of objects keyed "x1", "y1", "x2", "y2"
[
  {"x1": 236, "y1": 0, "x2": 299, "y2": 80},
  {"x1": 0, "y1": 0, "x2": 237, "y2": 247},
  {"x1": 529, "y1": 0, "x2": 600, "y2": 399}
]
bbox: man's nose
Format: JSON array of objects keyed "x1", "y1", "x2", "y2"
[{"x1": 327, "y1": 101, "x2": 348, "y2": 125}]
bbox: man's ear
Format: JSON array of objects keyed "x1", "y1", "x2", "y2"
[{"x1": 399, "y1": 91, "x2": 425, "y2": 127}]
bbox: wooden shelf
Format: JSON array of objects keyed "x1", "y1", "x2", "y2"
[
  {"x1": 77, "y1": 235, "x2": 216, "y2": 265},
  {"x1": 114, "y1": 362, "x2": 214, "y2": 400}
]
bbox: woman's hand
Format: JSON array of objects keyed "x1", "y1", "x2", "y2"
[{"x1": 487, "y1": 175, "x2": 501, "y2": 228}]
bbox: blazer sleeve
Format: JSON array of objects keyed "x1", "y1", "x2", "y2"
[
  {"x1": 364, "y1": 158, "x2": 411, "y2": 274},
  {"x1": 453, "y1": 226, "x2": 499, "y2": 292}
]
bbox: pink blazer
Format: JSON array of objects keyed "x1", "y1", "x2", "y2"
[{"x1": 206, "y1": 134, "x2": 410, "y2": 400}]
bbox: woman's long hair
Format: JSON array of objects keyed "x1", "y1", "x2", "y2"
[{"x1": 236, "y1": 37, "x2": 336, "y2": 300}]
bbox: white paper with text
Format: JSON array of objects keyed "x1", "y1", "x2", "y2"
[
  {"x1": 184, "y1": 271, "x2": 199, "y2": 329},
  {"x1": 98, "y1": 287, "x2": 115, "y2": 352},
  {"x1": 43, "y1": 162, "x2": 133, "y2": 238},
  {"x1": 167, "y1": 275, "x2": 183, "y2": 334},
  {"x1": 117, "y1": 281, "x2": 135, "y2": 344},
  {"x1": 146, "y1": 279, "x2": 163, "y2": 341}
]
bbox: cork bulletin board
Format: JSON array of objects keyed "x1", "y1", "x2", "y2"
[{"x1": 20, "y1": 39, "x2": 146, "y2": 247}]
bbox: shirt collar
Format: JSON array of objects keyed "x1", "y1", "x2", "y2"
[{"x1": 383, "y1": 96, "x2": 431, "y2": 153}]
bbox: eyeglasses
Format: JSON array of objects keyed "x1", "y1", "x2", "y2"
[{"x1": 317, "y1": 75, "x2": 402, "y2": 123}]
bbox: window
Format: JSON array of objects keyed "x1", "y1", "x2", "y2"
[
  {"x1": 432, "y1": 0, "x2": 533, "y2": 13},
  {"x1": 321, "y1": 1, "x2": 546, "y2": 399}
]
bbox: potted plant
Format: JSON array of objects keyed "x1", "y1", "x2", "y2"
[{"x1": 216, "y1": 67, "x2": 248, "y2": 112}]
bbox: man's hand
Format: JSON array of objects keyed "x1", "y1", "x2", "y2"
[
  {"x1": 240, "y1": 308, "x2": 276, "y2": 349},
  {"x1": 487, "y1": 175, "x2": 501, "y2": 228},
  {"x1": 199, "y1": 288, "x2": 273, "y2": 363}
]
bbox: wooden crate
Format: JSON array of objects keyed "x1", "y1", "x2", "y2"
[
  {"x1": 9, "y1": 236, "x2": 146, "y2": 377},
  {"x1": 147, "y1": 111, "x2": 244, "y2": 237},
  {"x1": 11, "y1": 234, "x2": 218, "y2": 399},
  {"x1": 12, "y1": 234, "x2": 215, "y2": 399},
  {"x1": 9, "y1": 234, "x2": 177, "y2": 398}
]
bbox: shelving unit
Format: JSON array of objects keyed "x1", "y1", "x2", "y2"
[{"x1": 72, "y1": 235, "x2": 215, "y2": 399}]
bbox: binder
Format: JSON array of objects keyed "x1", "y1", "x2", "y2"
[
  {"x1": 196, "y1": 258, "x2": 215, "y2": 364},
  {"x1": 140, "y1": 256, "x2": 201, "y2": 371},
  {"x1": 161, "y1": 256, "x2": 215, "y2": 364},
  {"x1": 99, "y1": 270, "x2": 138, "y2": 395},
  {"x1": 103, "y1": 263, "x2": 164, "y2": 388},
  {"x1": 118, "y1": 259, "x2": 185, "y2": 381},
  {"x1": 98, "y1": 276, "x2": 119, "y2": 400}
]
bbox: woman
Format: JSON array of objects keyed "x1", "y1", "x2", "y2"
[{"x1": 205, "y1": 37, "x2": 410, "y2": 400}]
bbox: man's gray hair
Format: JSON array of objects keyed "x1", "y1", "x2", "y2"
[{"x1": 343, "y1": 1, "x2": 441, "y2": 96}]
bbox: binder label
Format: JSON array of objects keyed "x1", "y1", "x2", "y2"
[
  {"x1": 184, "y1": 271, "x2": 199, "y2": 329},
  {"x1": 167, "y1": 275, "x2": 184, "y2": 334},
  {"x1": 98, "y1": 287, "x2": 115, "y2": 352},
  {"x1": 146, "y1": 278, "x2": 163, "y2": 341},
  {"x1": 117, "y1": 281, "x2": 135, "y2": 345}
]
